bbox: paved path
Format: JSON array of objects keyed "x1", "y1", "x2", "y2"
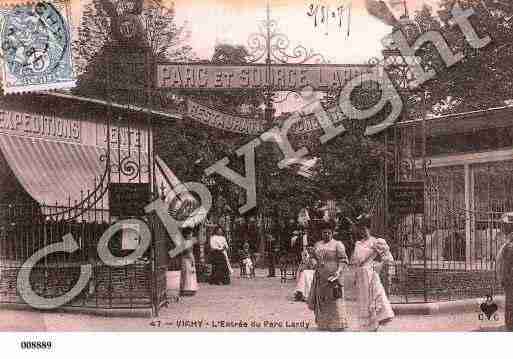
[{"x1": 0, "y1": 270, "x2": 507, "y2": 331}]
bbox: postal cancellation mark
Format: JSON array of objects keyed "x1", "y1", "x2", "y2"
[{"x1": 0, "y1": 1, "x2": 75, "y2": 94}]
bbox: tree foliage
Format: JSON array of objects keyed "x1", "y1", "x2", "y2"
[
  {"x1": 211, "y1": 44, "x2": 249, "y2": 64},
  {"x1": 73, "y1": 0, "x2": 195, "y2": 97},
  {"x1": 408, "y1": 0, "x2": 513, "y2": 114}
]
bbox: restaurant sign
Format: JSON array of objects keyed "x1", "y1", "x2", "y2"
[
  {"x1": 187, "y1": 100, "x2": 265, "y2": 135},
  {"x1": 187, "y1": 100, "x2": 346, "y2": 135},
  {"x1": 389, "y1": 181, "x2": 425, "y2": 215},
  {"x1": 158, "y1": 64, "x2": 372, "y2": 91}
]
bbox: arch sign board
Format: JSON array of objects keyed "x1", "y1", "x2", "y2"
[{"x1": 157, "y1": 63, "x2": 373, "y2": 92}]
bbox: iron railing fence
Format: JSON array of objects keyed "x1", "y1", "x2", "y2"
[{"x1": 0, "y1": 198, "x2": 166, "y2": 313}]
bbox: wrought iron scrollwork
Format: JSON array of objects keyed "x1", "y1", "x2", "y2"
[
  {"x1": 119, "y1": 155, "x2": 141, "y2": 181},
  {"x1": 101, "y1": 150, "x2": 149, "y2": 181},
  {"x1": 99, "y1": 152, "x2": 109, "y2": 164},
  {"x1": 247, "y1": 18, "x2": 327, "y2": 65},
  {"x1": 367, "y1": 57, "x2": 381, "y2": 67}
]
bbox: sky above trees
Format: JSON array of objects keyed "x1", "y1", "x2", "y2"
[
  {"x1": 172, "y1": 0, "x2": 437, "y2": 63},
  {"x1": 68, "y1": 0, "x2": 437, "y2": 64}
]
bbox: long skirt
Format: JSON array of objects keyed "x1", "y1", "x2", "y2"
[
  {"x1": 209, "y1": 250, "x2": 231, "y2": 285},
  {"x1": 295, "y1": 269, "x2": 314, "y2": 299},
  {"x1": 354, "y1": 266, "x2": 394, "y2": 331},
  {"x1": 506, "y1": 288, "x2": 513, "y2": 331},
  {"x1": 180, "y1": 257, "x2": 198, "y2": 296},
  {"x1": 308, "y1": 272, "x2": 348, "y2": 331}
]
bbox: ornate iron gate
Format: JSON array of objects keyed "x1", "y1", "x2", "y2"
[
  {"x1": 0, "y1": 48, "x2": 168, "y2": 316},
  {"x1": 378, "y1": 125, "x2": 506, "y2": 303}
]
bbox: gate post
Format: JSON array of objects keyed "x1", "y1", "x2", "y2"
[{"x1": 146, "y1": 47, "x2": 161, "y2": 318}]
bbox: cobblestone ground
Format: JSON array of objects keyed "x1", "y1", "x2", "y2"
[{"x1": 0, "y1": 269, "x2": 507, "y2": 332}]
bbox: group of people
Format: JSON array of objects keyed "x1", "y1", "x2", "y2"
[
  {"x1": 175, "y1": 210, "x2": 513, "y2": 332},
  {"x1": 178, "y1": 214, "x2": 395, "y2": 332},
  {"x1": 200, "y1": 214, "x2": 395, "y2": 331},
  {"x1": 295, "y1": 214, "x2": 395, "y2": 332}
]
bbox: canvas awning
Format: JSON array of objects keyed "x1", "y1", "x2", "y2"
[{"x1": 0, "y1": 134, "x2": 188, "y2": 223}]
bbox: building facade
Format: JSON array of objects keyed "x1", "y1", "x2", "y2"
[
  {"x1": 0, "y1": 92, "x2": 180, "y2": 314},
  {"x1": 384, "y1": 106, "x2": 513, "y2": 302}
]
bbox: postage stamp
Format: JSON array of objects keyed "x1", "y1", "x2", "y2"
[{"x1": 0, "y1": 0, "x2": 75, "y2": 94}]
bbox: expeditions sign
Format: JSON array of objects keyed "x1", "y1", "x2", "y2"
[
  {"x1": 0, "y1": 109, "x2": 81, "y2": 142},
  {"x1": 157, "y1": 64, "x2": 373, "y2": 91},
  {"x1": 0, "y1": 106, "x2": 148, "y2": 150}
]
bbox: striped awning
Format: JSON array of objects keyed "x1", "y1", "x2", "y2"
[
  {"x1": 0, "y1": 135, "x2": 151, "y2": 221},
  {"x1": 0, "y1": 134, "x2": 205, "y2": 225}
]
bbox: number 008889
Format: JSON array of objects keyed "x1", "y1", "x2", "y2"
[{"x1": 20, "y1": 341, "x2": 52, "y2": 350}]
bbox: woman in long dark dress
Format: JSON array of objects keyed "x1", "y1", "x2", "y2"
[{"x1": 209, "y1": 226, "x2": 232, "y2": 285}]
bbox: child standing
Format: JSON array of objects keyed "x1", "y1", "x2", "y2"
[{"x1": 239, "y1": 242, "x2": 254, "y2": 278}]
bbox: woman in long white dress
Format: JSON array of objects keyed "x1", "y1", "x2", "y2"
[
  {"x1": 294, "y1": 248, "x2": 317, "y2": 301},
  {"x1": 180, "y1": 229, "x2": 199, "y2": 296},
  {"x1": 351, "y1": 214, "x2": 394, "y2": 331}
]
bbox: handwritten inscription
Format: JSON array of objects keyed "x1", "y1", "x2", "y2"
[
  {"x1": 0, "y1": 110, "x2": 81, "y2": 142},
  {"x1": 157, "y1": 64, "x2": 372, "y2": 91},
  {"x1": 307, "y1": 1, "x2": 352, "y2": 35}
]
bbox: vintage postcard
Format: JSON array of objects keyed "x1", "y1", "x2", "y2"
[{"x1": 0, "y1": 0, "x2": 512, "y2": 348}]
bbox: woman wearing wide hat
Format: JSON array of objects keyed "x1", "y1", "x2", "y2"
[
  {"x1": 307, "y1": 220, "x2": 349, "y2": 331},
  {"x1": 350, "y1": 213, "x2": 394, "y2": 331}
]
